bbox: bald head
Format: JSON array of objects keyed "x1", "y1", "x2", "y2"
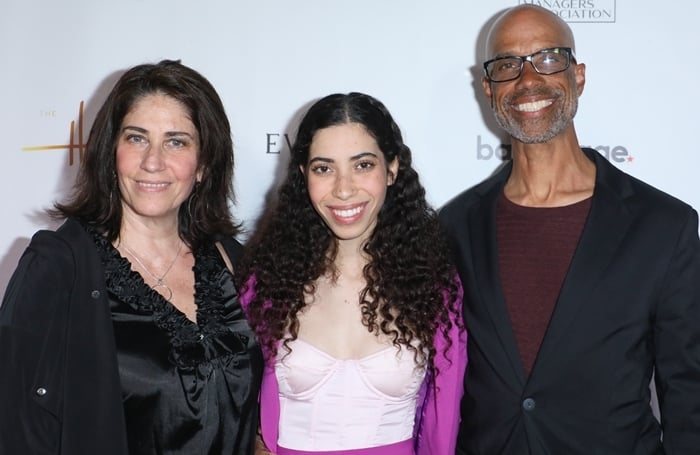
[{"x1": 486, "y1": 5, "x2": 576, "y2": 58}]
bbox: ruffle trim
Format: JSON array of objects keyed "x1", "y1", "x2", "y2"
[{"x1": 85, "y1": 224, "x2": 250, "y2": 369}]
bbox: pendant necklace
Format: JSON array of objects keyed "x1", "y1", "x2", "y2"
[{"x1": 121, "y1": 241, "x2": 184, "y2": 301}]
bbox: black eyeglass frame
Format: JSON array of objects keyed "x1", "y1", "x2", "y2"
[{"x1": 483, "y1": 47, "x2": 577, "y2": 83}]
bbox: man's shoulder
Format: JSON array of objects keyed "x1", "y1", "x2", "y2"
[
  {"x1": 594, "y1": 152, "x2": 695, "y2": 216},
  {"x1": 440, "y1": 187, "x2": 481, "y2": 219},
  {"x1": 439, "y1": 168, "x2": 507, "y2": 220},
  {"x1": 627, "y1": 174, "x2": 693, "y2": 213}
]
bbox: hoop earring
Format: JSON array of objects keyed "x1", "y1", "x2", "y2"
[
  {"x1": 187, "y1": 181, "x2": 200, "y2": 220},
  {"x1": 109, "y1": 172, "x2": 119, "y2": 213}
]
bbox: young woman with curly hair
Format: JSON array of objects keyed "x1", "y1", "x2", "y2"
[{"x1": 238, "y1": 92, "x2": 467, "y2": 455}]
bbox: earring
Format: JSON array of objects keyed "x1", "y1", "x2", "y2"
[
  {"x1": 187, "y1": 181, "x2": 200, "y2": 219},
  {"x1": 109, "y1": 171, "x2": 119, "y2": 209}
]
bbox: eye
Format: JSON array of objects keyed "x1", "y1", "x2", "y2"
[
  {"x1": 489, "y1": 58, "x2": 521, "y2": 77},
  {"x1": 540, "y1": 51, "x2": 566, "y2": 65},
  {"x1": 126, "y1": 134, "x2": 146, "y2": 144},
  {"x1": 310, "y1": 164, "x2": 331, "y2": 174},
  {"x1": 498, "y1": 60, "x2": 518, "y2": 71},
  {"x1": 356, "y1": 160, "x2": 376, "y2": 171},
  {"x1": 165, "y1": 137, "x2": 187, "y2": 149}
]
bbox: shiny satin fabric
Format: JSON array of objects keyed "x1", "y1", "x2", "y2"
[{"x1": 92, "y1": 228, "x2": 263, "y2": 454}]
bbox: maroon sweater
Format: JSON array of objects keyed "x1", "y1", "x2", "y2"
[{"x1": 496, "y1": 192, "x2": 591, "y2": 376}]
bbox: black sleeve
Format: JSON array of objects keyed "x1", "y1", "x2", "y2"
[
  {"x1": 0, "y1": 231, "x2": 73, "y2": 454},
  {"x1": 655, "y1": 208, "x2": 700, "y2": 451}
]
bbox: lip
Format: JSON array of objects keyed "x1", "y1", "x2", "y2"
[
  {"x1": 508, "y1": 90, "x2": 557, "y2": 115},
  {"x1": 327, "y1": 202, "x2": 367, "y2": 224},
  {"x1": 512, "y1": 98, "x2": 554, "y2": 113},
  {"x1": 135, "y1": 180, "x2": 170, "y2": 191}
]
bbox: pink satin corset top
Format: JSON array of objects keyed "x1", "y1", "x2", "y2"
[{"x1": 275, "y1": 338, "x2": 426, "y2": 451}]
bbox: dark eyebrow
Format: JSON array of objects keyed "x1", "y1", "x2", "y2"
[
  {"x1": 308, "y1": 151, "x2": 379, "y2": 165},
  {"x1": 350, "y1": 152, "x2": 379, "y2": 161},
  {"x1": 122, "y1": 125, "x2": 147, "y2": 134},
  {"x1": 490, "y1": 47, "x2": 566, "y2": 60},
  {"x1": 121, "y1": 125, "x2": 195, "y2": 138},
  {"x1": 308, "y1": 156, "x2": 333, "y2": 165},
  {"x1": 164, "y1": 131, "x2": 195, "y2": 138},
  {"x1": 490, "y1": 53, "x2": 513, "y2": 59}
]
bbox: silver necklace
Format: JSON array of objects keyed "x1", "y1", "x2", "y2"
[{"x1": 121, "y1": 241, "x2": 184, "y2": 301}]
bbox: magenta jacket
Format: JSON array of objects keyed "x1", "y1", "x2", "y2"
[{"x1": 241, "y1": 277, "x2": 467, "y2": 454}]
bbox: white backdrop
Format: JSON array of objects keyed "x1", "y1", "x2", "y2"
[{"x1": 1, "y1": 0, "x2": 698, "y2": 298}]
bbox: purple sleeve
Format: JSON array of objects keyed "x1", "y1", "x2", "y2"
[
  {"x1": 415, "y1": 279, "x2": 468, "y2": 455},
  {"x1": 240, "y1": 275, "x2": 280, "y2": 453},
  {"x1": 259, "y1": 362, "x2": 281, "y2": 452}
]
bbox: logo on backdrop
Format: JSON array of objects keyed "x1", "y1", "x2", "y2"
[
  {"x1": 517, "y1": 0, "x2": 616, "y2": 23},
  {"x1": 23, "y1": 101, "x2": 87, "y2": 165},
  {"x1": 266, "y1": 133, "x2": 293, "y2": 155},
  {"x1": 476, "y1": 135, "x2": 634, "y2": 164}
]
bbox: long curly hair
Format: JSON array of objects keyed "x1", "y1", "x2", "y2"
[
  {"x1": 238, "y1": 92, "x2": 460, "y2": 376},
  {"x1": 53, "y1": 59, "x2": 240, "y2": 248}
]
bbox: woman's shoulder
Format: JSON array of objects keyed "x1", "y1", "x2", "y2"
[
  {"x1": 217, "y1": 235, "x2": 244, "y2": 266},
  {"x1": 1, "y1": 219, "x2": 87, "y2": 326},
  {"x1": 23, "y1": 218, "x2": 85, "y2": 264}
]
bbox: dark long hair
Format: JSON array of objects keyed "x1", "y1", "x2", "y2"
[
  {"x1": 53, "y1": 59, "x2": 239, "y2": 247},
  {"x1": 239, "y1": 92, "x2": 461, "y2": 376}
]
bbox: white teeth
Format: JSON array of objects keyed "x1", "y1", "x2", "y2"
[
  {"x1": 139, "y1": 182, "x2": 168, "y2": 188},
  {"x1": 515, "y1": 99, "x2": 553, "y2": 112},
  {"x1": 333, "y1": 207, "x2": 362, "y2": 218}
]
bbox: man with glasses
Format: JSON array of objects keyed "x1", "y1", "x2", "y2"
[{"x1": 440, "y1": 4, "x2": 700, "y2": 454}]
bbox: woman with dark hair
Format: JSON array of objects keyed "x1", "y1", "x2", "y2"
[
  {"x1": 0, "y1": 60, "x2": 262, "y2": 454},
  {"x1": 239, "y1": 92, "x2": 467, "y2": 455}
]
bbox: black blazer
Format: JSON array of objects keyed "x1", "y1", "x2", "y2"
[
  {"x1": 0, "y1": 218, "x2": 243, "y2": 455},
  {"x1": 439, "y1": 149, "x2": 700, "y2": 454}
]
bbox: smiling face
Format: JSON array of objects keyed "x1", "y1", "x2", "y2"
[
  {"x1": 483, "y1": 5, "x2": 585, "y2": 144},
  {"x1": 116, "y1": 93, "x2": 202, "y2": 226},
  {"x1": 304, "y1": 122, "x2": 398, "y2": 248}
]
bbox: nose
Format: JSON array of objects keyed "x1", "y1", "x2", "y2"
[
  {"x1": 515, "y1": 60, "x2": 542, "y2": 86},
  {"x1": 332, "y1": 172, "x2": 356, "y2": 200},
  {"x1": 140, "y1": 143, "x2": 166, "y2": 172}
]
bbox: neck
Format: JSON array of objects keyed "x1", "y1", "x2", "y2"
[
  {"x1": 329, "y1": 239, "x2": 370, "y2": 282},
  {"x1": 118, "y1": 213, "x2": 182, "y2": 253},
  {"x1": 116, "y1": 225, "x2": 186, "y2": 303},
  {"x1": 506, "y1": 131, "x2": 595, "y2": 207}
]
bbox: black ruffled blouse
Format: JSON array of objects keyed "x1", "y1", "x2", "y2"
[{"x1": 89, "y1": 227, "x2": 263, "y2": 455}]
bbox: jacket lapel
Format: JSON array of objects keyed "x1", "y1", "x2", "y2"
[
  {"x1": 533, "y1": 150, "x2": 635, "y2": 371},
  {"x1": 469, "y1": 163, "x2": 528, "y2": 385}
]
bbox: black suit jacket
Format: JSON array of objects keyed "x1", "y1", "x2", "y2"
[
  {"x1": 439, "y1": 149, "x2": 700, "y2": 454},
  {"x1": 0, "y1": 218, "x2": 243, "y2": 454}
]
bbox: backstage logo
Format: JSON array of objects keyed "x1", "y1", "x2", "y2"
[
  {"x1": 23, "y1": 101, "x2": 87, "y2": 165},
  {"x1": 476, "y1": 135, "x2": 634, "y2": 164},
  {"x1": 517, "y1": 0, "x2": 616, "y2": 23}
]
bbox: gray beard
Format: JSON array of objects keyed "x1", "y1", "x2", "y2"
[{"x1": 495, "y1": 97, "x2": 578, "y2": 144}]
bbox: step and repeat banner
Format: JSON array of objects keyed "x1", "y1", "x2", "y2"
[{"x1": 1, "y1": 0, "x2": 698, "y2": 296}]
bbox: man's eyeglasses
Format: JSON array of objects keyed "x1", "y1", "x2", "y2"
[{"x1": 483, "y1": 47, "x2": 576, "y2": 83}]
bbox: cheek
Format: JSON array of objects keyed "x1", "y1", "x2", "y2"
[
  {"x1": 493, "y1": 86, "x2": 509, "y2": 103},
  {"x1": 485, "y1": 82, "x2": 503, "y2": 107},
  {"x1": 115, "y1": 146, "x2": 135, "y2": 177},
  {"x1": 370, "y1": 177, "x2": 390, "y2": 201},
  {"x1": 172, "y1": 156, "x2": 200, "y2": 180},
  {"x1": 306, "y1": 179, "x2": 328, "y2": 204}
]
